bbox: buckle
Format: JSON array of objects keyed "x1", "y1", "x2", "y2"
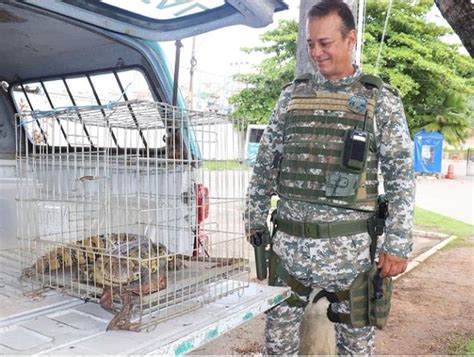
[
  {"x1": 301, "y1": 222, "x2": 307, "y2": 238},
  {"x1": 301, "y1": 223, "x2": 332, "y2": 238},
  {"x1": 304, "y1": 223, "x2": 318, "y2": 238}
]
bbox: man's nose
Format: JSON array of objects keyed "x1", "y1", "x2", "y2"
[{"x1": 309, "y1": 45, "x2": 323, "y2": 59}]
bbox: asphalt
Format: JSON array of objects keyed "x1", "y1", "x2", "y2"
[{"x1": 415, "y1": 159, "x2": 474, "y2": 225}]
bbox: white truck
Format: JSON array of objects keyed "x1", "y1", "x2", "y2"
[{"x1": 0, "y1": 1, "x2": 289, "y2": 354}]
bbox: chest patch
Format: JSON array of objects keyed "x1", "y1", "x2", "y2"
[{"x1": 348, "y1": 95, "x2": 368, "y2": 114}]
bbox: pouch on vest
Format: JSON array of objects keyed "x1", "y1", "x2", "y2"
[
  {"x1": 325, "y1": 128, "x2": 370, "y2": 199},
  {"x1": 325, "y1": 171, "x2": 360, "y2": 198}
]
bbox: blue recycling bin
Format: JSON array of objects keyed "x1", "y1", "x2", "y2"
[{"x1": 413, "y1": 130, "x2": 443, "y2": 173}]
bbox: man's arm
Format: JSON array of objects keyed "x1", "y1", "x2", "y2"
[
  {"x1": 245, "y1": 87, "x2": 291, "y2": 231},
  {"x1": 376, "y1": 87, "x2": 416, "y2": 277}
]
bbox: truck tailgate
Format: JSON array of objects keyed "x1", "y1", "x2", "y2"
[{"x1": 0, "y1": 250, "x2": 289, "y2": 355}]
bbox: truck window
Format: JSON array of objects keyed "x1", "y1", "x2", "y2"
[
  {"x1": 103, "y1": 0, "x2": 226, "y2": 19},
  {"x1": 249, "y1": 128, "x2": 264, "y2": 143},
  {"x1": 12, "y1": 68, "x2": 163, "y2": 150}
]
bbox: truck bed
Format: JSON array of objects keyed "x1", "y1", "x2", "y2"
[{"x1": 0, "y1": 249, "x2": 289, "y2": 355}]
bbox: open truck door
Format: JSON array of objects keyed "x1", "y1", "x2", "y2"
[
  {"x1": 22, "y1": 0, "x2": 288, "y2": 41},
  {"x1": 0, "y1": 1, "x2": 289, "y2": 354}
]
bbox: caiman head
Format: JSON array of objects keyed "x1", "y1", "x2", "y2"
[
  {"x1": 90, "y1": 237, "x2": 183, "y2": 287},
  {"x1": 91, "y1": 238, "x2": 169, "y2": 287}
]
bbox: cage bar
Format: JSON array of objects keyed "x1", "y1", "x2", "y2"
[{"x1": 16, "y1": 100, "x2": 249, "y2": 330}]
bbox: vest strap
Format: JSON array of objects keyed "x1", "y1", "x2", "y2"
[
  {"x1": 282, "y1": 159, "x2": 378, "y2": 171},
  {"x1": 279, "y1": 186, "x2": 378, "y2": 199},
  {"x1": 288, "y1": 115, "x2": 371, "y2": 127},
  {"x1": 275, "y1": 217, "x2": 370, "y2": 239},
  {"x1": 280, "y1": 171, "x2": 378, "y2": 182},
  {"x1": 288, "y1": 102, "x2": 375, "y2": 117}
]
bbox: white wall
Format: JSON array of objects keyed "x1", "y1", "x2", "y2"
[{"x1": 194, "y1": 122, "x2": 245, "y2": 161}]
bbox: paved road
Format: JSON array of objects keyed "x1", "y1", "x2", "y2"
[{"x1": 415, "y1": 160, "x2": 473, "y2": 225}]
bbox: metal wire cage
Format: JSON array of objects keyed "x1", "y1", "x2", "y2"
[{"x1": 15, "y1": 100, "x2": 249, "y2": 330}]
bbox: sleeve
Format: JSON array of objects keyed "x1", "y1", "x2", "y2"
[
  {"x1": 244, "y1": 87, "x2": 291, "y2": 230},
  {"x1": 376, "y1": 87, "x2": 416, "y2": 257}
]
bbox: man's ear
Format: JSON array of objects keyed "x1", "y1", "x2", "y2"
[{"x1": 346, "y1": 29, "x2": 357, "y2": 52}]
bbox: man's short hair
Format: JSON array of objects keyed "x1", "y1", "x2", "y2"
[{"x1": 307, "y1": 0, "x2": 356, "y2": 37}]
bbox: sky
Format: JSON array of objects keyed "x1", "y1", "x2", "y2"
[
  {"x1": 160, "y1": 1, "x2": 300, "y2": 79},
  {"x1": 159, "y1": 0, "x2": 466, "y2": 83},
  {"x1": 153, "y1": 0, "x2": 468, "y2": 112}
]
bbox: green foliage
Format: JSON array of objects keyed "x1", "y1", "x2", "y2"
[
  {"x1": 363, "y1": 0, "x2": 473, "y2": 146},
  {"x1": 229, "y1": 20, "x2": 297, "y2": 127},
  {"x1": 410, "y1": 91, "x2": 472, "y2": 146},
  {"x1": 448, "y1": 335, "x2": 474, "y2": 355},
  {"x1": 230, "y1": 1, "x2": 473, "y2": 144}
]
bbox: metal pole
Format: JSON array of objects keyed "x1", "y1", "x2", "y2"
[
  {"x1": 172, "y1": 40, "x2": 183, "y2": 106},
  {"x1": 187, "y1": 37, "x2": 197, "y2": 110},
  {"x1": 355, "y1": 0, "x2": 366, "y2": 67}
]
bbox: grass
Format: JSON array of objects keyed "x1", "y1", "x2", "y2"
[
  {"x1": 203, "y1": 160, "x2": 250, "y2": 171},
  {"x1": 415, "y1": 207, "x2": 473, "y2": 239},
  {"x1": 448, "y1": 336, "x2": 474, "y2": 355},
  {"x1": 414, "y1": 206, "x2": 473, "y2": 250}
]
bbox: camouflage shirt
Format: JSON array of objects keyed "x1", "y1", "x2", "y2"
[{"x1": 246, "y1": 68, "x2": 415, "y2": 257}]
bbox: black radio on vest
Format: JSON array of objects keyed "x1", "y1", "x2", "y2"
[
  {"x1": 342, "y1": 129, "x2": 369, "y2": 171},
  {"x1": 341, "y1": 110, "x2": 370, "y2": 172}
]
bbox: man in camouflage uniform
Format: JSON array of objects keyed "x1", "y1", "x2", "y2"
[{"x1": 246, "y1": 0, "x2": 415, "y2": 355}]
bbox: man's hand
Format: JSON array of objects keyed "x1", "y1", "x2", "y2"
[
  {"x1": 247, "y1": 228, "x2": 267, "y2": 246},
  {"x1": 246, "y1": 229, "x2": 259, "y2": 244},
  {"x1": 377, "y1": 252, "x2": 408, "y2": 278}
]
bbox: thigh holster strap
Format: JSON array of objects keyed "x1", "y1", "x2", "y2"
[{"x1": 269, "y1": 252, "x2": 312, "y2": 307}]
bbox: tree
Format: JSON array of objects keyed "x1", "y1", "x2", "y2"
[
  {"x1": 410, "y1": 91, "x2": 472, "y2": 145},
  {"x1": 230, "y1": 0, "x2": 473, "y2": 146},
  {"x1": 435, "y1": 0, "x2": 474, "y2": 57},
  {"x1": 229, "y1": 20, "x2": 297, "y2": 127},
  {"x1": 362, "y1": 0, "x2": 473, "y2": 146}
]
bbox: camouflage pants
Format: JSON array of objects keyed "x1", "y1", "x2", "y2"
[{"x1": 264, "y1": 230, "x2": 375, "y2": 355}]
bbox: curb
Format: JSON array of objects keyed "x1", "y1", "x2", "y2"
[
  {"x1": 394, "y1": 234, "x2": 457, "y2": 281},
  {"x1": 413, "y1": 229, "x2": 451, "y2": 239}
]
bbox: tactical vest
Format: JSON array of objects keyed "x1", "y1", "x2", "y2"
[{"x1": 277, "y1": 74, "x2": 382, "y2": 212}]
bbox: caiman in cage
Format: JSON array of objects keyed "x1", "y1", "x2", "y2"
[{"x1": 16, "y1": 100, "x2": 249, "y2": 331}]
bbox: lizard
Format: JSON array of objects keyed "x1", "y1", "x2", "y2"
[
  {"x1": 22, "y1": 233, "x2": 129, "y2": 277},
  {"x1": 22, "y1": 233, "x2": 182, "y2": 282},
  {"x1": 22, "y1": 233, "x2": 185, "y2": 331}
]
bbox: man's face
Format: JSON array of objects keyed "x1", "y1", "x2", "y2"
[{"x1": 306, "y1": 12, "x2": 356, "y2": 80}]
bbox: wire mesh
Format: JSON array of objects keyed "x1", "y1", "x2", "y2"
[{"x1": 16, "y1": 100, "x2": 249, "y2": 330}]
